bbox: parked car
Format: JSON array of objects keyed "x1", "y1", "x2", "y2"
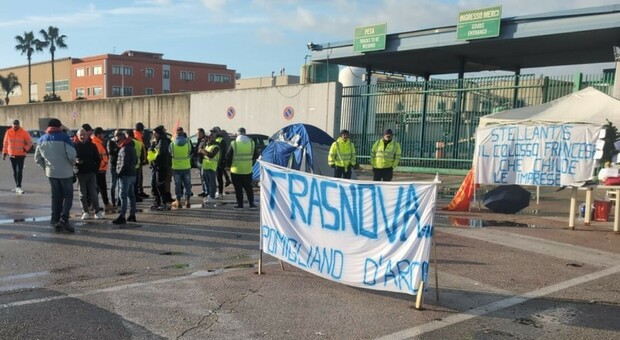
[
  {"x1": 27, "y1": 129, "x2": 44, "y2": 153},
  {"x1": 190, "y1": 133, "x2": 269, "y2": 155}
]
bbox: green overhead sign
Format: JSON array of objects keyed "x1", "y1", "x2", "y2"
[
  {"x1": 354, "y1": 23, "x2": 387, "y2": 53},
  {"x1": 457, "y1": 6, "x2": 502, "y2": 40}
]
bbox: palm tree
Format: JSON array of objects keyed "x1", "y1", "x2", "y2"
[
  {"x1": 0, "y1": 73, "x2": 21, "y2": 105},
  {"x1": 15, "y1": 31, "x2": 43, "y2": 103},
  {"x1": 39, "y1": 26, "x2": 68, "y2": 98}
]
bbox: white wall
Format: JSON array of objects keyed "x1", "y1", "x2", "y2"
[{"x1": 189, "y1": 82, "x2": 342, "y2": 137}]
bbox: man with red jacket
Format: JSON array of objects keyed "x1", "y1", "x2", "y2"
[
  {"x1": 92, "y1": 127, "x2": 112, "y2": 210},
  {"x1": 2, "y1": 119, "x2": 33, "y2": 194}
]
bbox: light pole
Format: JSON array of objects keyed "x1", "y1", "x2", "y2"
[{"x1": 614, "y1": 46, "x2": 620, "y2": 99}]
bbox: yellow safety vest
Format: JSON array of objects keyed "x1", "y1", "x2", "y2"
[
  {"x1": 230, "y1": 140, "x2": 254, "y2": 175},
  {"x1": 147, "y1": 148, "x2": 158, "y2": 163},
  {"x1": 201, "y1": 144, "x2": 220, "y2": 171},
  {"x1": 328, "y1": 138, "x2": 356, "y2": 167},
  {"x1": 171, "y1": 142, "x2": 191, "y2": 170},
  {"x1": 371, "y1": 139, "x2": 402, "y2": 169}
]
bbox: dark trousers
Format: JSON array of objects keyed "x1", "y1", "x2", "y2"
[
  {"x1": 136, "y1": 166, "x2": 145, "y2": 194},
  {"x1": 216, "y1": 165, "x2": 230, "y2": 194},
  {"x1": 334, "y1": 166, "x2": 352, "y2": 179},
  {"x1": 49, "y1": 177, "x2": 73, "y2": 223},
  {"x1": 153, "y1": 168, "x2": 168, "y2": 205},
  {"x1": 372, "y1": 167, "x2": 394, "y2": 182},
  {"x1": 9, "y1": 156, "x2": 26, "y2": 187},
  {"x1": 96, "y1": 171, "x2": 109, "y2": 205},
  {"x1": 231, "y1": 173, "x2": 254, "y2": 207}
]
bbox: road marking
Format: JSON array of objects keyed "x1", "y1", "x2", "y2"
[
  {"x1": 376, "y1": 264, "x2": 620, "y2": 340},
  {"x1": 0, "y1": 262, "x2": 281, "y2": 310},
  {"x1": 438, "y1": 228, "x2": 620, "y2": 266}
]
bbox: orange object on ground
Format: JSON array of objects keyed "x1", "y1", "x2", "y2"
[
  {"x1": 446, "y1": 168, "x2": 476, "y2": 211},
  {"x1": 593, "y1": 200, "x2": 612, "y2": 222}
]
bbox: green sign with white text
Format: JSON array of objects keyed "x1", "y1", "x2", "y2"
[
  {"x1": 457, "y1": 6, "x2": 502, "y2": 40},
  {"x1": 354, "y1": 23, "x2": 387, "y2": 53}
]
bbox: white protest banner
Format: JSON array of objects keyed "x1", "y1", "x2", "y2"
[
  {"x1": 474, "y1": 124, "x2": 599, "y2": 186},
  {"x1": 258, "y1": 161, "x2": 437, "y2": 296}
]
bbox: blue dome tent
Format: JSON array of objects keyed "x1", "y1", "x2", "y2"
[{"x1": 252, "y1": 123, "x2": 335, "y2": 180}]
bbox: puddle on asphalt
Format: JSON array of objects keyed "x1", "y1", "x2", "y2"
[{"x1": 437, "y1": 215, "x2": 539, "y2": 228}]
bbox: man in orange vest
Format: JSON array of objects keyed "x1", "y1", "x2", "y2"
[
  {"x1": 2, "y1": 119, "x2": 33, "y2": 194},
  {"x1": 92, "y1": 127, "x2": 113, "y2": 211}
]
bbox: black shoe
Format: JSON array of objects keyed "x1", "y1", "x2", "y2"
[
  {"x1": 112, "y1": 216, "x2": 127, "y2": 225},
  {"x1": 57, "y1": 219, "x2": 74, "y2": 232},
  {"x1": 233, "y1": 205, "x2": 244, "y2": 210},
  {"x1": 138, "y1": 192, "x2": 150, "y2": 198},
  {"x1": 50, "y1": 219, "x2": 59, "y2": 226},
  {"x1": 225, "y1": 180, "x2": 232, "y2": 187},
  {"x1": 198, "y1": 192, "x2": 206, "y2": 197},
  {"x1": 127, "y1": 215, "x2": 136, "y2": 222},
  {"x1": 249, "y1": 205, "x2": 258, "y2": 210}
]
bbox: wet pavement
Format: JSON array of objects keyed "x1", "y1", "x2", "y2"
[{"x1": 0, "y1": 155, "x2": 619, "y2": 339}]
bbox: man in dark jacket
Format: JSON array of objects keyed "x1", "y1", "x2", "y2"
[
  {"x1": 107, "y1": 131, "x2": 120, "y2": 206},
  {"x1": 113, "y1": 130, "x2": 137, "y2": 224},
  {"x1": 152, "y1": 125, "x2": 171, "y2": 210},
  {"x1": 74, "y1": 128, "x2": 103, "y2": 220}
]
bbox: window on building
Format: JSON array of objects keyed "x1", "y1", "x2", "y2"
[
  {"x1": 86, "y1": 67, "x2": 90, "y2": 76},
  {"x1": 93, "y1": 66, "x2": 103, "y2": 75},
  {"x1": 45, "y1": 80, "x2": 69, "y2": 92},
  {"x1": 123, "y1": 66, "x2": 133, "y2": 76},
  {"x1": 87, "y1": 88, "x2": 91, "y2": 96},
  {"x1": 93, "y1": 87, "x2": 102, "y2": 96},
  {"x1": 145, "y1": 68, "x2": 154, "y2": 78},
  {"x1": 163, "y1": 89, "x2": 170, "y2": 94},
  {"x1": 112, "y1": 86, "x2": 122, "y2": 96},
  {"x1": 112, "y1": 65, "x2": 122, "y2": 74},
  {"x1": 76, "y1": 68, "x2": 85, "y2": 77},
  {"x1": 180, "y1": 71, "x2": 195, "y2": 81},
  {"x1": 75, "y1": 88, "x2": 85, "y2": 97},
  {"x1": 163, "y1": 70, "x2": 170, "y2": 79},
  {"x1": 145, "y1": 88, "x2": 154, "y2": 95},
  {"x1": 123, "y1": 87, "x2": 133, "y2": 96},
  {"x1": 208, "y1": 73, "x2": 231, "y2": 83}
]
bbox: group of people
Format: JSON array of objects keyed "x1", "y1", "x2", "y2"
[
  {"x1": 5, "y1": 117, "x2": 400, "y2": 232},
  {"x1": 31, "y1": 119, "x2": 144, "y2": 231},
  {"x1": 328, "y1": 128, "x2": 402, "y2": 182}
]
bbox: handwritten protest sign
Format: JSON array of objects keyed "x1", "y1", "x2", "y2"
[
  {"x1": 258, "y1": 161, "x2": 437, "y2": 296},
  {"x1": 474, "y1": 124, "x2": 599, "y2": 186}
]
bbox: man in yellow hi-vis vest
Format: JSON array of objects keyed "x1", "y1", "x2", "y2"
[
  {"x1": 370, "y1": 128, "x2": 402, "y2": 182},
  {"x1": 328, "y1": 129, "x2": 358, "y2": 179},
  {"x1": 226, "y1": 127, "x2": 258, "y2": 210},
  {"x1": 169, "y1": 131, "x2": 193, "y2": 209}
]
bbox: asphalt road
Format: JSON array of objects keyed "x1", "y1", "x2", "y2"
[{"x1": 0, "y1": 155, "x2": 619, "y2": 339}]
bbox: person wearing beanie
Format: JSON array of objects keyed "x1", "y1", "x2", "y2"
[
  {"x1": 74, "y1": 128, "x2": 104, "y2": 221},
  {"x1": 2, "y1": 119, "x2": 33, "y2": 194},
  {"x1": 328, "y1": 129, "x2": 358, "y2": 179},
  {"x1": 211, "y1": 126, "x2": 232, "y2": 198},
  {"x1": 35, "y1": 118, "x2": 76, "y2": 232},
  {"x1": 226, "y1": 127, "x2": 258, "y2": 210},
  {"x1": 370, "y1": 128, "x2": 402, "y2": 182},
  {"x1": 151, "y1": 126, "x2": 172, "y2": 210}
]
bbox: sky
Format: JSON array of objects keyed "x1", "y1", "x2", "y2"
[{"x1": 1, "y1": 0, "x2": 618, "y2": 79}]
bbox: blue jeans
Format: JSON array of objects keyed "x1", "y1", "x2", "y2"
[
  {"x1": 202, "y1": 169, "x2": 216, "y2": 199},
  {"x1": 173, "y1": 169, "x2": 192, "y2": 199},
  {"x1": 118, "y1": 175, "x2": 137, "y2": 218},
  {"x1": 49, "y1": 177, "x2": 74, "y2": 223}
]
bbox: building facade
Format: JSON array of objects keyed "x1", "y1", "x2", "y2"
[{"x1": 0, "y1": 51, "x2": 236, "y2": 105}]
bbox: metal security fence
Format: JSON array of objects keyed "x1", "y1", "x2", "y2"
[{"x1": 341, "y1": 72, "x2": 614, "y2": 174}]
